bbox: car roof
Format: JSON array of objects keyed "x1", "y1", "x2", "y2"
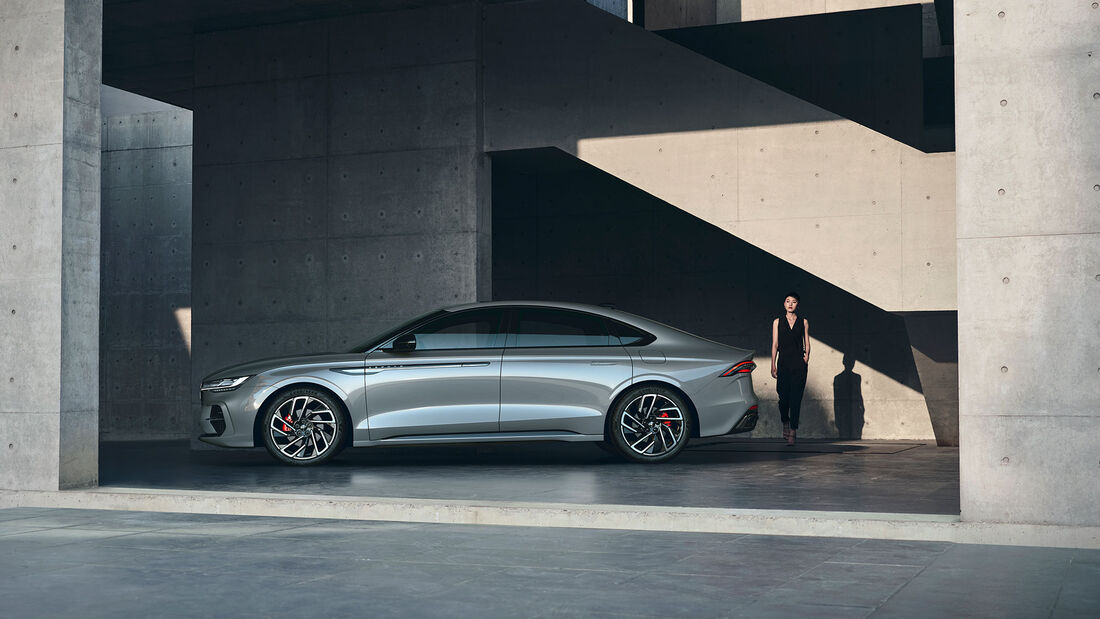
[{"x1": 444, "y1": 300, "x2": 636, "y2": 322}]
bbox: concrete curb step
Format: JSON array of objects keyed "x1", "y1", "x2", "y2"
[{"x1": 2, "y1": 487, "x2": 1096, "y2": 550}]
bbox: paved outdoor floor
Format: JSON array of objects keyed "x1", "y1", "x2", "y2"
[
  {"x1": 101, "y1": 439, "x2": 960, "y2": 514},
  {"x1": 1, "y1": 507, "x2": 1095, "y2": 618}
]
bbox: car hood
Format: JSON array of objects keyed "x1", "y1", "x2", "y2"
[{"x1": 203, "y1": 353, "x2": 363, "y2": 382}]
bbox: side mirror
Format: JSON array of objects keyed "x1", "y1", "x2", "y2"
[{"x1": 390, "y1": 333, "x2": 417, "y2": 352}]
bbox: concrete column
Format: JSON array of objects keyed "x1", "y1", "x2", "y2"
[
  {"x1": 956, "y1": 2, "x2": 1099, "y2": 525},
  {"x1": 0, "y1": 0, "x2": 102, "y2": 490}
]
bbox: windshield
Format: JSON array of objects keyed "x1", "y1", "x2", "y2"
[{"x1": 347, "y1": 310, "x2": 446, "y2": 354}]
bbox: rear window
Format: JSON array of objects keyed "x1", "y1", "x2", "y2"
[{"x1": 607, "y1": 319, "x2": 655, "y2": 346}]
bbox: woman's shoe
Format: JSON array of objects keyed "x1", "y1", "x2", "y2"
[
  {"x1": 782, "y1": 423, "x2": 791, "y2": 441},
  {"x1": 786, "y1": 429, "x2": 796, "y2": 446}
]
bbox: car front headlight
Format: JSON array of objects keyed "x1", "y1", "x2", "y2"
[{"x1": 201, "y1": 376, "x2": 251, "y2": 392}]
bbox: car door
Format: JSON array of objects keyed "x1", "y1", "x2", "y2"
[
  {"x1": 364, "y1": 308, "x2": 505, "y2": 440},
  {"x1": 500, "y1": 307, "x2": 633, "y2": 436}
]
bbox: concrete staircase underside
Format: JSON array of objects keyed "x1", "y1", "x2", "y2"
[{"x1": 484, "y1": 0, "x2": 957, "y2": 313}]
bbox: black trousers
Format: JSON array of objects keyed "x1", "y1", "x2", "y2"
[{"x1": 777, "y1": 364, "x2": 807, "y2": 430}]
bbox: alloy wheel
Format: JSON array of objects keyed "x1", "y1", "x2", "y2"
[
  {"x1": 268, "y1": 395, "x2": 339, "y2": 461},
  {"x1": 617, "y1": 392, "x2": 686, "y2": 458}
]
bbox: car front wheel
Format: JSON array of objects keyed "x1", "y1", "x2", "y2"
[
  {"x1": 610, "y1": 386, "x2": 691, "y2": 463},
  {"x1": 261, "y1": 388, "x2": 346, "y2": 465}
]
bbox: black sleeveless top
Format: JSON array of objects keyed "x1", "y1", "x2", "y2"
[{"x1": 777, "y1": 314, "x2": 806, "y2": 370}]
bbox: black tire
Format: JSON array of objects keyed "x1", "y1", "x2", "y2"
[
  {"x1": 609, "y1": 385, "x2": 692, "y2": 463},
  {"x1": 261, "y1": 388, "x2": 347, "y2": 466}
]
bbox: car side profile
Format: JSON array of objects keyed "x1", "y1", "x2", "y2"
[{"x1": 198, "y1": 301, "x2": 759, "y2": 465}]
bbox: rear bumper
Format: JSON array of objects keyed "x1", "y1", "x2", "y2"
[{"x1": 725, "y1": 406, "x2": 758, "y2": 434}]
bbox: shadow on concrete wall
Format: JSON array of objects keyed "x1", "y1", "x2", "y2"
[
  {"x1": 99, "y1": 107, "x2": 194, "y2": 440},
  {"x1": 833, "y1": 353, "x2": 865, "y2": 440},
  {"x1": 492, "y1": 147, "x2": 957, "y2": 443}
]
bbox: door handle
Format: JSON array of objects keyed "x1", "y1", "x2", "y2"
[{"x1": 590, "y1": 361, "x2": 616, "y2": 366}]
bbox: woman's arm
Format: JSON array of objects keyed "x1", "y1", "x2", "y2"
[
  {"x1": 771, "y1": 318, "x2": 779, "y2": 378},
  {"x1": 803, "y1": 318, "x2": 811, "y2": 364}
]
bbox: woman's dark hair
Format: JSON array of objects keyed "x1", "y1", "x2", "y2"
[{"x1": 784, "y1": 291, "x2": 801, "y2": 302}]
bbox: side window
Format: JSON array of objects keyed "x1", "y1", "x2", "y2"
[
  {"x1": 511, "y1": 308, "x2": 611, "y2": 348},
  {"x1": 608, "y1": 319, "x2": 654, "y2": 346},
  {"x1": 407, "y1": 309, "x2": 505, "y2": 350}
]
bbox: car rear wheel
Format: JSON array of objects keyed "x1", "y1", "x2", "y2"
[
  {"x1": 261, "y1": 388, "x2": 346, "y2": 465},
  {"x1": 610, "y1": 385, "x2": 691, "y2": 463}
]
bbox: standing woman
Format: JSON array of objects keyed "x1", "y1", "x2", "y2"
[{"x1": 771, "y1": 292, "x2": 810, "y2": 446}]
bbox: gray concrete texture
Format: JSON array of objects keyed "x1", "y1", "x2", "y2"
[
  {"x1": 0, "y1": 0, "x2": 101, "y2": 490},
  {"x1": 99, "y1": 108, "x2": 192, "y2": 440},
  {"x1": 484, "y1": 0, "x2": 957, "y2": 314},
  {"x1": 1, "y1": 507, "x2": 1097, "y2": 618},
  {"x1": 492, "y1": 150, "x2": 957, "y2": 444},
  {"x1": 189, "y1": 4, "x2": 488, "y2": 440},
  {"x1": 955, "y1": 1, "x2": 1100, "y2": 526}
]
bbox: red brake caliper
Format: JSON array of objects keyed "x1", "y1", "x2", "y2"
[
  {"x1": 282, "y1": 414, "x2": 292, "y2": 433},
  {"x1": 659, "y1": 412, "x2": 671, "y2": 427}
]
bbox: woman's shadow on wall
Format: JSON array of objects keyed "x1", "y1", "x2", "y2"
[{"x1": 833, "y1": 353, "x2": 865, "y2": 439}]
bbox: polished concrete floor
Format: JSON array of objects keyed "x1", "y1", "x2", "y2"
[
  {"x1": 1, "y1": 507, "x2": 1095, "y2": 618},
  {"x1": 101, "y1": 439, "x2": 960, "y2": 514}
]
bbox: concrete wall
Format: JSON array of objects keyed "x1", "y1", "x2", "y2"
[
  {"x1": 484, "y1": 0, "x2": 957, "y2": 441},
  {"x1": 484, "y1": 0, "x2": 956, "y2": 315},
  {"x1": 99, "y1": 107, "x2": 192, "y2": 440},
  {"x1": 190, "y1": 3, "x2": 488, "y2": 429},
  {"x1": 0, "y1": 0, "x2": 101, "y2": 489},
  {"x1": 493, "y1": 150, "x2": 945, "y2": 441},
  {"x1": 956, "y1": 2, "x2": 1100, "y2": 525}
]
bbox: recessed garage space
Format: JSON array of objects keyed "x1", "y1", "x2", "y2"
[{"x1": 86, "y1": 2, "x2": 964, "y2": 523}]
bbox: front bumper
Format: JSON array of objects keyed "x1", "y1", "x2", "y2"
[{"x1": 198, "y1": 387, "x2": 260, "y2": 448}]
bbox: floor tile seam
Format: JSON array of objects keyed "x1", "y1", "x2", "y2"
[
  {"x1": 742, "y1": 553, "x2": 836, "y2": 604},
  {"x1": 0, "y1": 528, "x2": 149, "y2": 544},
  {"x1": 823, "y1": 560, "x2": 930, "y2": 568},
  {"x1": 866, "y1": 556, "x2": 937, "y2": 616},
  {"x1": 344, "y1": 556, "x2": 643, "y2": 576},
  {"x1": 1046, "y1": 557, "x2": 1077, "y2": 618},
  {"x1": 155, "y1": 524, "x2": 317, "y2": 537}
]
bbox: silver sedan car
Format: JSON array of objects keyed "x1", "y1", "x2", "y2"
[{"x1": 199, "y1": 301, "x2": 759, "y2": 465}]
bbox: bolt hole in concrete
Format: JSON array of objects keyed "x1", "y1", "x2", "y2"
[
  {"x1": 998, "y1": 188, "x2": 1006, "y2": 195},
  {"x1": 1001, "y1": 366, "x2": 1009, "y2": 373},
  {"x1": 1001, "y1": 456, "x2": 1010, "y2": 465},
  {"x1": 1000, "y1": 99, "x2": 1008, "y2": 106},
  {"x1": 998, "y1": 11, "x2": 1005, "y2": 18},
  {"x1": 1003, "y1": 277, "x2": 1010, "y2": 284}
]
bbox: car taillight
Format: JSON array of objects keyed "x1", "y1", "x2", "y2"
[{"x1": 720, "y1": 361, "x2": 756, "y2": 377}]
